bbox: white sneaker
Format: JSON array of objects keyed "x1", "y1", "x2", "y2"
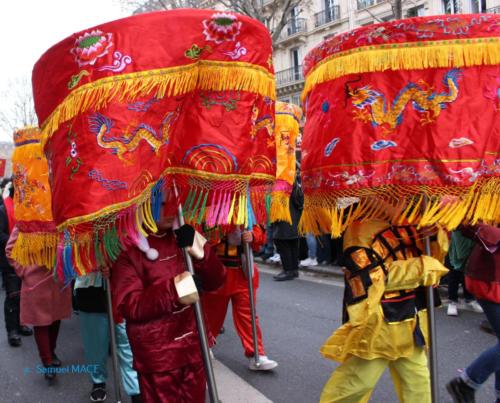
[
  {"x1": 248, "y1": 355, "x2": 278, "y2": 371},
  {"x1": 300, "y1": 257, "x2": 318, "y2": 267},
  {"x1": 266, "y1": 253, "x2": 281, "y2": 264},
  {"x1": 465, "y1": 300, "x2": 483, "y2": 313},
  {"x1": 447, "y1": 302, "x2": 458, "y2": 316}
]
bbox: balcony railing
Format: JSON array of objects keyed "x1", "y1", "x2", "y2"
[
  {"x1": 486, "y1": 6, "x2": 500, "y2": 14},
  {"x1": 279, "y1": 18, "x2": 307, "y2": 40},
  {"x1": 276, "y1": 65, "x2": 304, "y2": 87},
  {"x1": 314, "y1": 6, "x2": 341, "y2": 27},
  {"x1": 357, "y1": 0, "x2": 386, "y2": 10}
]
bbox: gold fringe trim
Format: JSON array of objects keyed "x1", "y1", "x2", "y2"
[
  {"x1": 41, "y1": 60, "x2": 276, "y2": 145},
  {"x1": 270, "y1": 191, "x2": 292, "y2": 224},
  {"x1": 11, "y1": 232, "x2": 58, "y2": 269},
  {"x1": 303, "y1": 38, "x2": 500, "y2": 100},
  {"x1": 299, "y1": 177, "x2": 500, "y2": 237}
]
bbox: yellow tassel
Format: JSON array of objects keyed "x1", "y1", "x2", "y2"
[
  {"x1": 227, "y1": 193, "x2": 237, "y2": 225},
  {"x1": 41, "y1": 60, "x2": 275, "y2": 145},
  {"x1": 303, "y1": 39, "x2": 500, "y2": 101},
  {"x1": 270, "y1": 191, "x2": 292, "y2": 224},
  {"x1": 11, "y1": 232, "x2": 58, "y2": 269}
]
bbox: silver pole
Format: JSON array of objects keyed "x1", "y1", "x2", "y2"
[
  {"x1": 173, "y1": 185, "x2": 220, "y2": 403},
  {"x1": 424, "y1": 235, "x2": 439, "y2": 402},
  {"x1": 243, "y1": 240, "x2": 260, "y2": 367},
  {"x1": 105, "y1": 278, "x2": 123, "y2": 403}
]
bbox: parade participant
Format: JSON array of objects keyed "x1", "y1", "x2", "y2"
[
  {"x1": 74, "y1": 270, "x2": 141, "y2": 402},
  {"x1": 111, "y1": 198, "x2": 226, "y2": 403},
  {"x1": 7, "y1": 226, "x2": 71, "y2": 381},
  {"x1": 446, "y1": 223, "x2": 500, "y2": 403},
  {"x1": 202, "y1": 225, "x2": 278, "y2": 370},
  {"x1": 319, "y1": 212, "x2": 448, "y2": 402}
]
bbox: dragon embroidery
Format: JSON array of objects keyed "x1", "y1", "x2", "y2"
[
  {"x1": 250, "y1": 105, "x2": 273, "y2": 138},
  {"x1": 347, "y1": 69, "x2": 462, "y2": 133},
  {"x1": 88, "y1": 108, "x2": 180, "y2": 161}
]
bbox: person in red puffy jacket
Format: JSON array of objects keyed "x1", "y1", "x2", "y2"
[{"x1": 111, "y1": 202, "x2": 226, "y2": 403}]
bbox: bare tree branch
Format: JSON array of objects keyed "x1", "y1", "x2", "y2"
[{"x1": 0, "y1": 77, "x2": 37, "y2": 137}]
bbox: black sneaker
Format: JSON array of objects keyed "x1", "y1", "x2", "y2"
[
  {"x1": 7, "y1": 330, "x2": 21, "y2": 347},
  {"x1": 43, "y1": 365, "x2": 57, "y2": 383},
  {"x1": 51, "y1": 352, "x2": 62, "y2": 367},
  {"x1": 90, "y1": 383, "x2": 107, "y2": 402},
  {"x1": 19, "y1": 326, "x2": 33, "y2": 336},
  {"x1": 446, "y1": 377, "x2": 475, "y2": 403}
]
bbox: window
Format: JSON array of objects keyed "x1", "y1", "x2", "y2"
[
  {"x1": 470, "y1": 0, "x2": 486, "y2": 13},
  {"x1": 291, "y1": 93, "x2": 301, "y2": 106},
  {"x1": 406, "y1": 6, "x2": 425, "y2": 17},
  {"x1": 442, "y1": 0, "x2": 462, "y2": 14}
]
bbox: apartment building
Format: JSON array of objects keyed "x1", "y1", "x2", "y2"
[{"x1": 273, "y1": 0, "x2": 500, "y2": 105}]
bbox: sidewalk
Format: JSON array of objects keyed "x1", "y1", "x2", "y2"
[
  {"x1": 213, "y1": 359, "x2": 273, "y2": 403},
  {"x1": 254, "y1": 255, "x2": 344, "y2": 279}
]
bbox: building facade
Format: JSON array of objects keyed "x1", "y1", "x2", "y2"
[{"x1": 274, "y1": 0, "x2": 500, "y2": 105}]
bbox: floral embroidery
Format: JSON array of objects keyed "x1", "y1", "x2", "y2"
[
  {"x1": 97, "y1": 51, "x2": 132, "y2": 73},
  {"x1": 71, "y1": 30, "x2": 113, "y2": 67},
  {"x1": 127, "y1": 98, "x2": 159, "y2": 112},
  {"x1": 13, "y1": 163, "x2": 47, "y2": 209},
  {"x1": 223, "y1": 42, "x2": 247, "y2": 60},
  {"x1": 184, "y1": 44, "x2": 212, "y2": 60},
  {"x1": 202, "y1": 13, "x2": 242, "y2": 44},
  {"x1": 65, "y1": 130, "x2": 83, "y2": 180},
  {"x1": 250, "y1": 105, "x2": 273, "y2": 138},
  {"x1": 371, "y1": 140, "x2": 397, "y2": 151},
  {"x1": 200, "y1": 91, "x2": 241, "y2": 111},
  {"x1": 88, "y1": 169, "x2": 127, "y2": 191},
  {"x1": 448, "y1": 137, "x2": 474, "y2": 148},
  {"x1": 67, "y1": 70, "x2": 90, "y2": 90},
  {"x1": 324, "y1": 138, "x2": 340, "y2": 157}
]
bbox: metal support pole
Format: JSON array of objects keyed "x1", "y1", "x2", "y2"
[
  {"x1": 424, "y1": 235, "x2": 439, "y2": 403},
  {"x1": 243, "y1": 240, "x2": 260, "y2": 367},
  {"x1": 173, "y1": 185, "x2": 220, "y2": 403},
  {"x1": 105, "y1": 278, "x2": 123, "y2": 403}
]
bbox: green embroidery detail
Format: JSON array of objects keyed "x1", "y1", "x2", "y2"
[
  {"x1": 78, "y1": 35, "x2": 101, "y2": 49},
  {"x1": 67, "y1": 70, "x2": 90, "y2": 90},
  {"x1": 184, "y1": 44, "x2": 212, "y2": 60},
  {"x1": 214, "y1": 17, "x2": 233, "y2": 26}
]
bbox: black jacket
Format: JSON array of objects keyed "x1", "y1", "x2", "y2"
[{"x1": 0, "y1": 205, "x2": 13, "y2": 270}]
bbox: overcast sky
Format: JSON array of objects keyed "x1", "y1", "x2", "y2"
[{"x1": 0, "y1": 0, "x2": 130, "y2": 141}]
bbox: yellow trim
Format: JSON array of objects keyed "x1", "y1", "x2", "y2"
[
  {"x1": 303, "y1": 38, "x2": 500, "y2": 100},
  {"x1": 299, "y1": 177, "x2": 500, "y2": 236},
  {"x1": 11, "y1": 232, "x2": 58, "y2": 268},
  {"x1": 302, "y1": 156, "x2": 500, "y2": 171},
  {"x1": 56, "y1": 166, "x2": 274, "y2": 231},
  {"x1": 41, "y1": 60, "x2": 276, "y2": 145}
]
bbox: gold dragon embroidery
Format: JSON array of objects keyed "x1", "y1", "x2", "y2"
[
  {"x1": 347, "y1": 69, "x2": 462, "y2": 134},
  {"x1": 88, "y1": 108, "x2": 180, "y2": 162}
]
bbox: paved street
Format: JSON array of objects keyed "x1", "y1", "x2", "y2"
[{"x1": 0, "y1": 265, "x2": 496, "y2": 403}]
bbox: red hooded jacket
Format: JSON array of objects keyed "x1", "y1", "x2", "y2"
[{"x1": 111, "y1": 231, "x2": 226, "y2": 373}]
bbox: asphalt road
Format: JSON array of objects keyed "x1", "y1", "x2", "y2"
[
  {"x1": 0, "y1": 267, "x2": 496, "y2": 403},
  {"x1": 213, "y1": 266, "x2": 497, "y2": 403}
]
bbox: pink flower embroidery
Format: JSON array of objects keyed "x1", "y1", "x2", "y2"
[
  {"x1": 202, "y1": 13, "x2": 242, "y2": 44},
  {"x1": 71, "y1": 30, "x2": 113, "y2": 67}
]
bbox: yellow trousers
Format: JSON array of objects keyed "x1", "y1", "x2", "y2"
[{"x1": 320, "y1": 348, "x2": 430, "y2": 403}]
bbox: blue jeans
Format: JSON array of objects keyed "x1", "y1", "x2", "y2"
[
  {"x1": 461, "y1": 299, "x2": 500, "y2": 398},
  {"x1": 306, "y1": 234, "x2": 317, "y2": 259}
]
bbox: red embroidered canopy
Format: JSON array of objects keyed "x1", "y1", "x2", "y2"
[
  {"x1": 32, "y1": 10, "x2": 276, "y2": 279},
  {"x1": 300, "y1": 14, "x2": 500, "y2": 236}
]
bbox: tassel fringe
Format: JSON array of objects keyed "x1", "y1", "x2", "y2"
[
  {"x1": 11, "y1": 232, "x2": 59, "y2": 269},
  {"x1": 303, "y1": 38, "x2": 500, "y2": 100},
  {"x1": 41, "y1": 60, "x2": 276, "y2": 144},
  {"x1": 299, "y1": 177, "x2": 500, "y2": 237}
]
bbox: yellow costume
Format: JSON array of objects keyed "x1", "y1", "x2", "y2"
[{"x1": 320, "y1": 219, "x2": 448, "y2": 403}]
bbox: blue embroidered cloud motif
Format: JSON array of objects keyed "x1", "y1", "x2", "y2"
[
  {"x1": 371, "y1": 140, "x2": 397, "y2": 151},
  {"x1": 324, "y1": 137, "x2": 340, "y2": 157}
]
